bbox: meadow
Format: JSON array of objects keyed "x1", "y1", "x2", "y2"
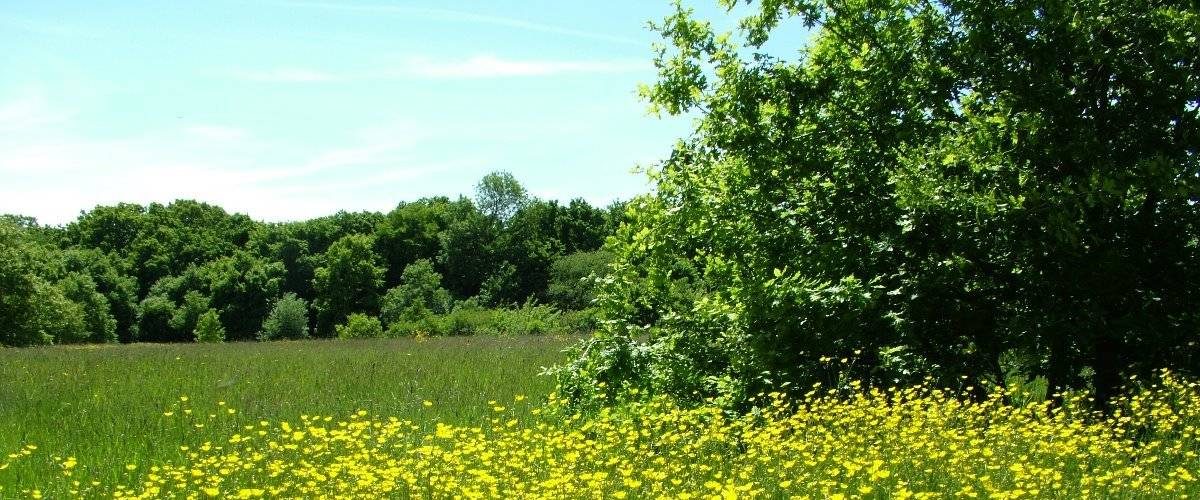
[
  {"x1": 1, "y1": 336, "x2": 1198, "y2": 498},
  {"x1": 0, "y1": 336, "x2": 576, "y2": 497}
]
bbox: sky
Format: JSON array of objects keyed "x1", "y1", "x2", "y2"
[{"x1": 0, "y1": 1, "x2": 808, "y2": 225}]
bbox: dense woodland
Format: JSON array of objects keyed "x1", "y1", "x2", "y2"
[{"x1": 1, "y1": 172, "x2": 620, "y2": 346}]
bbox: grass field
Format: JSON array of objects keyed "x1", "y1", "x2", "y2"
[
  {"x1": 0, "y1": 336, "x2": 577, "y2": 496},
  {"x1": 2, "y1": 337, "x2": 1199, "y2": 498}
]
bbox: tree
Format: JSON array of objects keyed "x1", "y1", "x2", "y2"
[
  {"x1": 375, "y1": 197, "x2": 458, "y2": 288},
  {"x1": 493, "y1": 202, "x2": 558, "y2": 304},
  {"x1": 193, "y1": 309, "x2": 225, "y2": 343},
  {"x1": 62, "y1": 248, "x2": 140, "y2": 342},
  {"x1": 199, "y1": 251, "x2": 285, "y2": 341},
  {"x1": 312, "y1": 234, "x2": 384, "y2": 336},
  {"x1": 558, "y1": 0, "x2": 1200, "y2": 409},
  {"x1": 475, "y1": 171, "x2": 529, "y2": 224},
  {"x1": 561, "y1": 199, "x2": 608, "y2": 254},
  {"x1": 438, "y1": 206, "x2": 499, "y2": 299},
  {"x1": 137, "y1": 294, "x2": 180, "y2": 343},
  {"x1": 260, "y1": 293, "x2": 310, "y2": 341},
  {"x1": 248, "y1": 224, "x2": 317, "y2": 303},
  {"x1": 57, "y1": 272, "x2": 118, "y2": 343},
  {"x1": 380, "y1": 259, "x2": 452, "y2": 326},
  {"x1": 0, "y1": 219, "x2": 86, "y2": 346},
  {"x1": 169, "y1": 291, "x2": 211, "y2": 340}
]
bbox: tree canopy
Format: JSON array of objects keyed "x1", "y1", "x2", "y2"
[
  {"x1": 557, "y1": 0, "x2": 1200, "y2": 409},
  {"x1": 0, "y1": 173, "x2": 620, "y2": 347}
]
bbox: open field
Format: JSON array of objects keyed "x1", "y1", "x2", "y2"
[
  {"x1": 1, "y1": 337, "x2": 1199, "y2": 498},
  {"x1": 0, "y1": 336, "x2": 577, "y2": 496}
]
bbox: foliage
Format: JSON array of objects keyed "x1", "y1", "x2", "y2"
[
  {"x1": 561, "y1": 0, "x2": 1200, "y2": 409},
  {"x1": 474, "y1": 170, "x2": 529, "y2": 224},
  {"x1": 137, "y1": 294, "x2": 181, "y2": 343},
  {"x1": 199, "y1": 251, "x2": 285, "y2": 340},
  {"x1": 313, "y1": 234, "x2": 384, "y2": 337},
  {"x1": 437, "y1": 208, "x2": 499, "y2": 299},
  {"x1": 383, "y1": 302, "x2": 593, "y2": 337},
  {"x1": 374, "y1": 197, "x2": 461, "y2": 287},
  {"x1": 259, "y1": 293, "x2": 310, "y2": 341},
  {"x1": 0, "y1": 219, "x2": 86, "y2": 346},
  {"x1": 336, "y1": 313, "x2": 384, "y2": 340},
  {"x1": 192, "y1": 309, "x2": 225, "y2": 343},
  {"x1": 380, "y1": 259, "x2": 452, "y2": 327},
  {"x1": 547, "y1": 250, "x2": 614, "y2": 310},
  {"x1": 61, "y1": 248, "x2": 140, "y2": 342},
  {"x1": 5, "y1": 170, "x2": 616, "y2": 346},
  {"x1": 169, "y1": 291, "x2": 211, "y2": 340},
  {"x1": 57, "y1": 272, "x2": 118, "y2": 343}
]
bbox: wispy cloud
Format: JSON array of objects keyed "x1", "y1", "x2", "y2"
[
  {"x1": 235, "y1": 55, "x2": 649, "y2": 84},
  {"x1": 0, "y1": 96, "x2": 454, "y2": 224},
  {"x1": 0, "y1": 14, "x2": 85, "y2": 38},
  {"x1": 234, "y1": 67, "x2": 340, "y2": 82},
  {"x1": 0, "y1": 91, "x2": 70, "y2": 133},
  {"x1": 275, "y1": 1, "x2": 643, "y2": 46},
  {"x1": 399, "y1": 55, "x2": 649, "y2": 79},
  {"x1": 184, "y1": 125, "x2": 249, "y2": 142}
]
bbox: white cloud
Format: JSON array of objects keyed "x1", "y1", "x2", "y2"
[
  {"x1": 234, "y1": 55, "x2": 649, "y2": 84},
  {"x1": 184, "y1": 125, "x2": 248, "y2": 142},
  {"x1": 276, "y1": 1, "x2": 642, "y2": 46},
  {"x1": 0, "y1": 97, "x2": 452, "y2": 224},
  {"x1": 0, "y1": 92, "x2": 70, "y2": 133},
  {"x1": 399, "y1": 55, "x2": 649, "y2": 79},
  {"x1": 234, "y1": 67, "x2": 340, "y2": 82}
]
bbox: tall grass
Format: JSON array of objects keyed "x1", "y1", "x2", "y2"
[{"x1": 0, "y1": 336, "x2": 576, "y2": 495}]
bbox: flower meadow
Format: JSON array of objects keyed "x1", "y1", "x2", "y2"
[{"x1": 5, "y1": 371, "x2": 1198, "y2": 499}]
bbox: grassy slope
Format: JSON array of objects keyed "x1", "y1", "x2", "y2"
[{"x1": 0, "y1": 336, "x2": 576, "y2": 494}]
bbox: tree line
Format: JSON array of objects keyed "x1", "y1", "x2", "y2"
[{"x1": 1, "y1": 172, "x2": 619, "y2": 346}]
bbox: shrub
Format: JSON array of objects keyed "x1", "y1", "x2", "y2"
[
  {"x1": 494, "y1": 303, "x2": 559, "y2": 336},
  {"x1": 547, "y1": 250, "x2": 613, "y2": 310},
  {"x1": 441, "y1": 303, "x2": 499, "y2": 336},
  {"x1": 384, "y1": 315, "x2": 447, "y2": 338},
  {"x1": 193, "y1": 309, "x2": 225, "y2": 343},
  {"x1": 336, "y1": 313, "x2": 383, "y2": 340},
  {"x1": 380, "y1": 259, "x2": 452, "y2": 327},
  {"x1": 259, "y1": 293, "x2": 310, "y2": 341}
]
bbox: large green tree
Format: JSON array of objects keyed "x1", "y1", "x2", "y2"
[
  {"x1": 374, "y1": 197, "x2": 460, "y2": 288},
  {"x1": 475, "y1": 171, "x2": 529, "y2": 225},
  {"x1": 0, "y1": 220, "x2": 87, "y2": 346},
  {"x1": 312, "y1": 234, "x2": 385, "y2": 336},
  {"x1": 559, "y1": 0, "x2": 1200, "y2": 409}
]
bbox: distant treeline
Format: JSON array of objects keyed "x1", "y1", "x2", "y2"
[{"x1": 0, "y1": 171, "x2": 619, "y2": 346}]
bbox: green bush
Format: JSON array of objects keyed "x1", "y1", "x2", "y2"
[
  {"x1": 547, "y1": 250, "x2": 613, "y2": 310},
  {"x1": 193, "y1": 309, "x2": 225, "y2": 343},
  {"x1": 384, "y1": 315, "x2": 447, "y2": 338},
  {"x1": 335, "y1": 313, "x2": 383, "y2": 340},
  {"x1": 380, "y1": 302, "x2": 599, "y2": 338},
  {"x1": 259, "y1": 293, "x2": 309, "y2": 341},
  {"x1": 170, "y1": 291, "x2": 211, "y2": 340},
  {"x1": 380, "y1": 259, "x2": 452, "y2": 327}
]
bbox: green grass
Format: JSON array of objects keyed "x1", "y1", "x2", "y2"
[{"x1": 0, "y1": 336, "x2": 577, "y2": 495}]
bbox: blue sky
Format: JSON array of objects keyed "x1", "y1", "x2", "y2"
[{"x1": 0, "y1": 1, "x2": 802, "y2": 225}]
